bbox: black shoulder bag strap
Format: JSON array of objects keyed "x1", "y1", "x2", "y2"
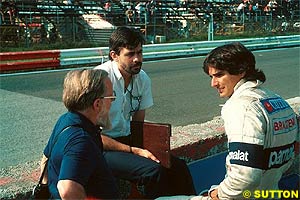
[{"x1": 38, "y1": 125, "x2": 78, "y2": 184}]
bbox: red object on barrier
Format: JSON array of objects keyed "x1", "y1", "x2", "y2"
[{"x1": 0, "y1": 50, "x2": 60, "y2": 72}]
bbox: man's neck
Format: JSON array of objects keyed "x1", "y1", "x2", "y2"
[
  {"x1": 123, "y1": 74, "x2": 132, "y2": 90},
  {"x1": 77, "y1": 109, "x2": 97, "y2": 126},
  {"x1": 118, "y1": 67, "x2": 132, "y2": 89}
]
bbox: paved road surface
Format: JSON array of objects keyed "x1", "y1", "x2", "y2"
[{"x1": 0, "y1": 47, "x2": 299, "y2": 170}]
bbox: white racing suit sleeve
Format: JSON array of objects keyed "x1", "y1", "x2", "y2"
[{"x1": 217, "y1": 100, "x2": 266, "y2": 199}]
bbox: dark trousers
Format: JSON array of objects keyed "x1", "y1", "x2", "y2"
[
  {"x1": 165, "y1": 155, "x2": 196, "y2": 196},
  {"x1": 103, "y1": 136, "x2": 196, "y2": 198}
]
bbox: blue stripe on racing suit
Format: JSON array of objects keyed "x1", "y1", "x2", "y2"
[{"x1": 228, "y1": 142, "x2": 295, "y2": 170}]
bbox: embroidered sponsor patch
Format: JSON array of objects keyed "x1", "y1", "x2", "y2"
[
  {"x1": 228, "y1": 142, "x2": 295, "y2": 170},
  {"x1": 266, "y1": 142, "x2": 295, "y2": 169},
  {"x1": 229, "y1": 142, "x2": 265, "y2": 169},
  {"x1": 260, "y1": 97, "x2": 290, "y2": 114},
  {"x1": 272, "y1": 114, "x2": 297, "y2": 135}
]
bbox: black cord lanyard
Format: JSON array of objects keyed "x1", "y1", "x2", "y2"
[{"x1": 125, "y1": 78, "x2": 141, "y2": 114}]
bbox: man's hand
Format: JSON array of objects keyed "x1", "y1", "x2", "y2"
[
  {"x1": 131, "y1": 147, "x2": 160, "y2": 163},
  {"x1": 101, "y1": 135, "x2": 160, "y2": 163},
  {"x1": 209, "y1": 189, "x2": 219, "y2": 200}
]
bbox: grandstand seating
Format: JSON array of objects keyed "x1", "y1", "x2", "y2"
[{"x1": 0, "y1": 0, "x2": 299, "y2": 45}]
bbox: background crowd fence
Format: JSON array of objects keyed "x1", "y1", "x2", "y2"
[{"x1": 0, "y1": 0, "x2": 299, "y2": 49}]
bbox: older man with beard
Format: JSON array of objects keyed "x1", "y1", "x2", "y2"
[
  {"x1": 95, "y1": 27, "x2": 195, "y2": 198},
  {"x1": 40, "y1": 69, "x2": 120, "y2": 199}
]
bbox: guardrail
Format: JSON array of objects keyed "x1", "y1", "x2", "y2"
[
  {"x1": 143, "y1": 35, "x2": 300, "y2": 59},
  {"x1": 1, "y1": 35, "x2": 299, "y2": 73},
  {"x1": 0, "y1": 50, "x2": 60, "y2": 72}
]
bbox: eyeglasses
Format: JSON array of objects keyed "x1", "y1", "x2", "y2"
[
  {"x1": 101, "y1": 96, "x2": 116, "y2": 101},
  {"x1": 100, "y1": 91, "x2": 116, "y2": 101}
]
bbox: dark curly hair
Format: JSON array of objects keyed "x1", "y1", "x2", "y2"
[
  {"x1": 203, "y1": 42, "x2": 266, "y2": 82},
  {"x1": 108, "y1": 26, "x2": 145, "y2": 60}
]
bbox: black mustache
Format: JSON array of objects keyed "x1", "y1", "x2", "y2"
[{"x1": 133, "y1": 62, "x2": 142, "y2": 67}]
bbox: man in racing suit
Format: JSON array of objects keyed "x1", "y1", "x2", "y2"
[
  {"x1": 200, "y1": 42, "x2": 298, "y2": 200},
  {"x1": 156, "y1": 42, "x2": 298, "y2": 200}
]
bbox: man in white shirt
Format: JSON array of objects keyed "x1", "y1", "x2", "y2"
[
  {"x1": 95, "y1": 51, "x2": 153, "y2": 138},
  {"x1": 95, "y1": 27, "x2": 195, "y2": 198}
]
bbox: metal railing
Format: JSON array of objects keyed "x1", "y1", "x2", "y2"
[{"x1": 60, "y1": 35, "x2": 300, "y2": 66}]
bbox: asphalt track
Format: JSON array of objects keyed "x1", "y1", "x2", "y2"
[{"x1": 0, "y1": 47, "x2": 299, "y2": 171}]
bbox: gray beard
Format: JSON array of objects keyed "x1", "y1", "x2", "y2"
[{"x1": 97, "y1": 113, "x2": 112, "y2": 130}]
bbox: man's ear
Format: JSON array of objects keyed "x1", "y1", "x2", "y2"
[
  {"x1": 241, "y1": 71, "x2": 246, "y2": 78},
  {"x1": 93, "y1": 98, "x2": 103, "y2": 112},
  {"x1": 110, "y1": 51, "x2": 118, "y2": 62}
]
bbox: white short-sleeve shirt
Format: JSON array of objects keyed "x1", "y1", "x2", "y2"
[{"x1": 95, "y1": 60, "x2": 153, "y2": 137}]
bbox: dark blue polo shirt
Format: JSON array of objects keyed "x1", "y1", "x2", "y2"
[{"x1": 44, "y1": 111, "x2": 119, "y2": 199}]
